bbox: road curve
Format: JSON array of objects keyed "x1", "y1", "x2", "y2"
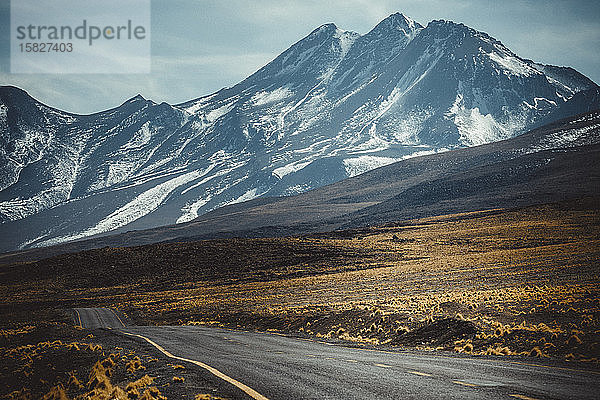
[
  {"x1": 73, "y1": 307, "x2": 125, "y2": 329},
  {"x1": 119, "y1": 325, "x2": 600, "y2": 400}
]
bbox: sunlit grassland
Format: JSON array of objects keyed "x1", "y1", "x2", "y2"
[{"x1": 1, "y1": 199, "x2": 599, "y2": 362}]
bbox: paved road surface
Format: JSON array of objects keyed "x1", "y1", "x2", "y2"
[
  {"x1": 122, "y1": 326, "x2": 599, "y2": 400},
  {"x1": 73, "y1": 307, "x2": 125, "y2": 329},
  {"x1": 74, "y1": 309, "x2": 599, "y2": 399}
]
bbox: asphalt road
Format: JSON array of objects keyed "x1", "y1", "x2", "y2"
[
  {"x1": 73, "y1": 307, "x2": 125, "y2": 329},
  {"x1": 74, "y1": 309, "x2": 599, "y2": 399},
  {"x1": 122, "y1": 325, "x2": 599, "y2": 400}
]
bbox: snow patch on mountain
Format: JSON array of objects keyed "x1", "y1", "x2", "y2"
[
  {"x1": 178, "y1": 195, "x2": 212, "y2": 224},
  {"x1": 34, "y1": 169, "x2": 203, "y2": 248},
  {"x1": 488, "y1": 52, "x2": 537, "y2": 77},
  {"x1": 121, "y1": 121, "x2": 153, "y2": 150},
  {"x1": 527, "y1": 122, "x2": 600, "y2": 153},
  {"x1": 272, "y1": 160, "x2": 312, "y2": 179},
  {"x1": 343, "y1": 155, "x2": 401, "y2": 177},
  {"x1": 0, "y1": 186, "x2": 70, "y2": 221},
  {"x1": 206, "y1": 103, "x2": 234, "y2": 122},
  {"x1": 334, "y1": 28, "x2": 358, "y2": 58},
  {"x1": 523, "y1": 97, "x2": 557, "y2": 110},
  {"x1": 282, "y1": 184, "x2": 312, "y2": 195},
  {"x1": 176, "y1": 160, "x2": 248, "y2": 223},
  {"x1": 0, "y1": 125, "x2": 54, "y2": 191},
  {"x1": 230, "y1": 188, "x2": 262, "y2": 205},
  {"x1": 181, "y1": 93, "x2": 219, "y2": 114},
  {"x1": 251, "y1": 87, "x2": 294, "y2": 106},
  {"x1": 448, "y1": 93, "x2": 514, "y2": 146}
]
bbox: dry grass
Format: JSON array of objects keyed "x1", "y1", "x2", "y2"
[
  {"x1": 194, "y1": 394, "x2": 228, "y2": 400},
  {"x1": 100, "y1": 201, "x2": 598, "y2": 361},
  {"x1": 126, "y1": 356, "x2": 146, "y2": 374},
  {"x1": 1, "y1": 199, "x2": 599, "y2": 365},
  {"x1": 0, "y1": 325, "x2": 175, "y2": 400}
]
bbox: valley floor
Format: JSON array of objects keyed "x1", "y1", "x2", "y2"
[{"x1": 1, "y1": 197, "x2": 599, "y2": 398}]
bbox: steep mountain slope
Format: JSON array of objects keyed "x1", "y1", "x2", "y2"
[
  {"x1": 1, "y1": 13, "x2": 598, "y2": 251},
  {"x1": 2, "y1": 109, "x2": 598, "y2": 264},
  {"x1": 136, "y1": 109, "x2": 600, "y2": 239}
]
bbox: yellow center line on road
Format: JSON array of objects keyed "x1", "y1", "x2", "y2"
[
  {"x1": 408, "y1": 370, "x2": 432, "y2": 377},
  {"x1": 345, "y1": 359, "x2": 358, "y2": 363},
  {"x1": 374, "y1": 363, "x2": 392, "y2": 368},
  {"x1": 509, "y1": 395, "x2": 540, "y2": 400},
  {"x1": 121, "y1": 331, "x2": 269, "y2": 400},
  {"x1": 268, "y1": 332, "x2": 287, "y2": 337},
  {"x1": 453, "y1": 380, "x2": 478, "y2": 388},
  {"x1": 109, "y1": 308, "x2": 126, "y2": 328}
]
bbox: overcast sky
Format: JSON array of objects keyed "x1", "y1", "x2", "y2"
[{"x1": 0, "y1": 0, "x2": 598, "y2": 114}]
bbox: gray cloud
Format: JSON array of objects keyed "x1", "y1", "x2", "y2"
[{"x1": 1, "y1": 0, "x2": 598, "y2": 113}]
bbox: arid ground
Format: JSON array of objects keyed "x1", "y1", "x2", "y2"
[{"x1": 1, "y1": 197, "x2": 599, "y2": 398}]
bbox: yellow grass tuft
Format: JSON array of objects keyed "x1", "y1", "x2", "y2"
[
  {"x1": 138, "y1": 386, "x2": 166, "y2": 400},
  {"x1": 87, "y1": 361, "x2": 112, "y2": 391},
  {"x1": 126, "y1": 356, "x2": 146, "y2": 374},
  {"x1": 195, "y1": 394, "x2": 228, "y2": 400},
  {"x1": 86, "y1": 344, "x2": 102, "y2": 352},
  {"x1": 566, "y1": 334, "x2": 583, "y2": 346},
  {"x1": 41, "y1": 384, "x2": 68, "y2": 400},
  {"x1": 67, "y1": 372, "x2": 83, "y2": 390},
  {"x1": 529, "y1": 347, "x2": 543, "y2": 357},
  {"x1": 484, "y1": 346, "x2": 513, "y2": 356},
  {"x1": 67, "y1": 343, "x2": 80, "y2": 351},
  {"x1": 100, "y1": 356, "x2": 115, "y2": 374},
  {"x1": 85, "y1": 385, "x2": 128, "y2": 400},
  {"x1": 395, "y1": 326, "x2": 410, "y2": 334},
  {"x1": 7, "y1": 387, "x2": 33, "y2": 400},
  {"x1": 126, "y1": 374, "x2": 155, "y2": 393}
]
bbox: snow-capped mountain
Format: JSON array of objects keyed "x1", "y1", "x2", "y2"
[{"x1": 1, "y1": 13, "x2": 598, "y2": 252}]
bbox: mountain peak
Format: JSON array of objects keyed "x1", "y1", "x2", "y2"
[
  {"x1": 373, "y1": 13, "x2": 422, "y2": 32},
  {"x1": 124, "y1": 94, "x2": 147, "y2": 104},
  {"x1": 426, "y1": 19, "x2": 482, "y2": 38},
  {"x1": 310, "y1": 23, "x2": 338, "y2": 37},
  {"x1": 0, "y1": 85, "x2": 29, "y2": 95},
  {"x1": 0, "y1": 86, "x2": 34, "y2": 104},
  {"x1": 390, "y1": 12, "x2": 418, "y2": 27}
]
